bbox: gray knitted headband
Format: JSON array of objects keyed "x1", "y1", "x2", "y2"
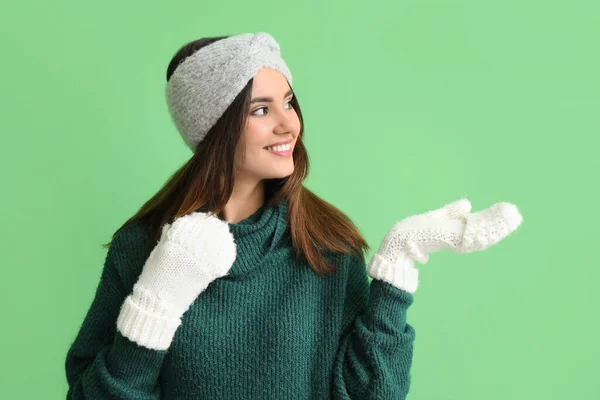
[{"x1": 165, "y1": 32, "x2": 293, "y2": 152}]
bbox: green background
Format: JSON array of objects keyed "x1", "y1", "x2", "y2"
[{"x1": 2, "y1": 0, "x2": 598, "y2": 398}]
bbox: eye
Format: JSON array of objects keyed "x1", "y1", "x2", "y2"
[{"x1": 251, "y1": 99, "x2": 295, "y2": 116}]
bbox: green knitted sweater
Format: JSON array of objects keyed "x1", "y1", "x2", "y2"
[{"x1": 65, "y1": 199, "x2": 416, "y2": 399}]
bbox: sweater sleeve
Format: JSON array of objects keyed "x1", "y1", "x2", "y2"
[
  {"x1": 65, "y1": 228, "x2": 169, "y2": 399},
  {"x1": 331, "y1": 252, "x2": 416, "y2": 400}
]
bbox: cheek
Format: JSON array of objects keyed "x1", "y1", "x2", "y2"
[
  {"x1": 244, "y1": 122, "x2": 271, "y2": 143},
  {"x1": 243, "y1": 126, "x2": 271, "y2": 153},
  {"x1": 238, "y1": 131, "x2": 266, "y2": 164},
  {"x1": 292, "y1": 114, "x2": 301, "y2": 130}
]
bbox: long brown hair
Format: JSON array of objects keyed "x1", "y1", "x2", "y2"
[{"x1": 102, "y1": 35, "x2": 369, "y2": 276}]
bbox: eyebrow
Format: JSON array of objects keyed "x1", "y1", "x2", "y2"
[{"x1": 250, "y1": 89, "x2": 294, "y2": 104}]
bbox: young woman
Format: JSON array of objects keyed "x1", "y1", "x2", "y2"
[{"x1": 64, "y1": 32, "x2": 523, "y2": 399}]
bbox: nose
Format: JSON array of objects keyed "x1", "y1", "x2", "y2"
[{"x1": 274, "y1": 109, "x2": 298, "y2": 136}]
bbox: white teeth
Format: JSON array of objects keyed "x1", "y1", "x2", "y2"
[{"x1": 265, "y1": 143, "x2": 291, "y2": 152}]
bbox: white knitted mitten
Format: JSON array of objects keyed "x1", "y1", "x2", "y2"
[
  {"x1": 116, "y1": 212, "x2": 237, "y2": 350},
  {"x1": 367, "y1": 198, "x2": 523, "y2": 294}
]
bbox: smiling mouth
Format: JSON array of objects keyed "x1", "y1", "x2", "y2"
[
  {"x1": 264, "y1": 143, "x2": 293, "y2": 151},
  {"x1": 264, "y1": 146, "x2": 293, "y2": 157}
]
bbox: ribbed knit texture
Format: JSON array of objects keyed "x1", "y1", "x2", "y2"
[{"x1": 65, "y1": 199, "x2": 416, "y2": 399}]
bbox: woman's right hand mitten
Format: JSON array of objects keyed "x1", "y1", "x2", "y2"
[{"x1": 116, "y1": 211, "x2": 237, "y2": 350}]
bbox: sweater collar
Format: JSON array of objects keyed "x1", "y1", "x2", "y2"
[{"x1": 226, "y1": 197, "x2": 289, "y2": 277}]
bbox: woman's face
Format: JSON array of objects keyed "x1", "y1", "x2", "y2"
[{"x1": 234, "y1": 67, "x2": 301, "y2": 182}]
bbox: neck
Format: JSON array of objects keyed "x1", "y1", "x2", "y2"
[{"x1": 223, "y1": 178, "x2": 266, "y2": 224}]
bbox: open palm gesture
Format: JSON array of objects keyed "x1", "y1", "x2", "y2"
[{"x1": 367, "y1": 198, "x2": 523, "y2": 293}]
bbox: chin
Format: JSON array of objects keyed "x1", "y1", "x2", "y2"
[
  {"x1": 270, "y1": 170, "x2": 294, "y2": 179},
  {"x1": 264, "y1": 166, "x2": 294, "y2": 179}
]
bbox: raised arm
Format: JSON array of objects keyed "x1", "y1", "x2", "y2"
[
  {"x1": 65, "y1": 213, "x2": 238, "y2": 399},
  {"x1": 332, "y1": 198, "x2": 523, "y2": 399},
  {"x1": 65, "y1": 227, "x2": 169, "y2": 399},
  {"x1": 331, "y1": 250, "x2": 417, "y2": 400}
]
